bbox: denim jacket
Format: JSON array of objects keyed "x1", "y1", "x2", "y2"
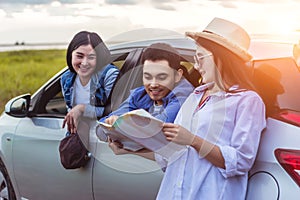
[
  {"x1": 100, "y1": 78, "x2": 194, "y2": 123},
  {"x1": 61, "y1": 64, "x2": 119, "y2": 119}
]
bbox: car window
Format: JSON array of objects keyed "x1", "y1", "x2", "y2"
[
  {"x1": 103, "y1": 48, "x2": 144, "y2": 115},
  {"x1": 181, "y1": 61, "x2": 194, "y2": 72},
  {"x1": 180, "y1": 58, "x2": 201, "y2": 87},
  {"x1": 252, "y1": 57, "x2": 300, "y2": 126},
  {"x1": 45, "y1": 91, "x2": 67, "y2": 115}
]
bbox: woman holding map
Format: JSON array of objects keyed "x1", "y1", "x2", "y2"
[{"x1": 155, "y1": 18, "x2": 266, "y2": 199}]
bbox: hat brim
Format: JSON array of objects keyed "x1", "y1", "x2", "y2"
[{"x1": 186, "y1": 31, "x2": 252, "y2": 62}]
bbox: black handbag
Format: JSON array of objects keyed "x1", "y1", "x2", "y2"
[{"x1": 59, "y1": 133, "x2": 90, "y2": 169}]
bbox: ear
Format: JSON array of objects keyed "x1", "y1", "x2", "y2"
[{"x1": 175, "y1": 68, "x2": 183, "y2": 83}]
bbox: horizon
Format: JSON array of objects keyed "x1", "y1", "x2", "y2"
[{"x1": 1, "y1": 32, "x2": 299, "y2": 46}]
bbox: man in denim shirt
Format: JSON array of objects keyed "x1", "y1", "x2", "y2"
[{"x1": 97, "y1": 43, "x2": 194, "y2": 140}]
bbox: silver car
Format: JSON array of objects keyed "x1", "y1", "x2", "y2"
[{"x1": 0, "y1": 36, "x2": 299, "y2": 200}]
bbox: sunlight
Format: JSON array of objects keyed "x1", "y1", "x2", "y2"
[
  {"x1": 269, "y1": 16, "x2": 296, "y2": 35},
  {"x1": 0, "y1": 9, "x2": 6, "y2": 19},
  {"x1": 50, "y1": 1, "x2": 61, "y2": 7}
]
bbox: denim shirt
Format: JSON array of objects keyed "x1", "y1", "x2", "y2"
[
  {"x1": 61, "y1": 64, "x2": 119, "y2": 119},
  {"x1": 100, "y1": 78, "x2": 194, "y2": 123}
]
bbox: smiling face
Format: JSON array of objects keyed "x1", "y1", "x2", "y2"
[
  {"x1": 194, "y1": 46, "x2": 216, "y2": 84},
  {"x1": 71, "y1": 44, "x2": 97, "y2": 85},
  {"x1": 143, "y1": 60, "x2": 182, "y2": 105}
]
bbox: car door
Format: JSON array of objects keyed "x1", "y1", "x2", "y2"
[
  {"x1": 92, "y1": 47, "x2": 164, "y2": 200},
  {"x1": 12, "y1": 71, "x2": 93, "y2": 200}
]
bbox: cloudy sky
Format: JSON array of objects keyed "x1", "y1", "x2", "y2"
[{"x1": 1, "y1": 0, "x2": 300, "y2": 44}]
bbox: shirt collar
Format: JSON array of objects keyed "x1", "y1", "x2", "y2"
[
  {"x1": 193, "y1": 82, "x2": 215, "y2": 94},
  {"x1": 194, "y1": 83, "x2": 246, "y2": 96}
]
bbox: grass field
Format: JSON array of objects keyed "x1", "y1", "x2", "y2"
[{"x1": 0, "y1": 49, "x2": 66, "y2": 113}]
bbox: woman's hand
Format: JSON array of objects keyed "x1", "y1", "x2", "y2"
[
  {"x1": 163, "y1": 124, "x2": 225, "y2": 168},
  {"x1": 108, "y1": 138, "x2": 132, "y2": 155},
  {"x1": 105, "y1": 115, "x2": 119, "y2": 125},
  {"x1": 62, "y1": 104, "x2": 85, "y2": 133},
  {"x1": 162, "y1": 123, "x2": 195, "y2": 146}
]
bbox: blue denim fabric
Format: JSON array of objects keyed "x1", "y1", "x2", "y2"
[
  {"x1": 100, "y1": 78, "x2": 194, "y2": 123},
  {"x1": 61, "y1": 64, "x2": 119, "y2": 119}
]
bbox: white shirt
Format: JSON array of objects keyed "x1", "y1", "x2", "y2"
[
  {"x1": 155, "y1": 83, "x2": 266, "y2": 200},
  {"x1": 74, "y1": 76, "x2": 90, "y2": 106}
]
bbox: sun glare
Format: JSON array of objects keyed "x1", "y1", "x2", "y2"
[
  {"x1": 270, "y1": 16, "x2": 296, "y2": 35},
  {"x1": 51, "y1": 1, "x2": 61, "y2": 7}
]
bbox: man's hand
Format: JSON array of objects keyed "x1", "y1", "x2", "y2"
[
  {"x1": 108, "y1": 137, "x2": 131, "y2": 155},
  {"x1": 105, "y1": 115, "x2": 119, "y2": 125}
]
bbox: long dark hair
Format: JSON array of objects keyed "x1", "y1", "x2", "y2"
[
  {"x1": 66, "y1": 31, "x2": 111, "y2": 73},
  {"x1": 197, "y1": 39, "x2": 256, "y2": 92}
]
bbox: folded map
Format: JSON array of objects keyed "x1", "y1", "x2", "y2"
[{"x1": 97, "y1": 109, "x2": 185, "y2": 158}]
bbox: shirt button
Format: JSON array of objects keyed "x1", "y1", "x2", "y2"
[{"x1": 177, "y1": 181, "x2": 182, "y2": 187}]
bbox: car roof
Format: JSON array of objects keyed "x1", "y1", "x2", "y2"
[
  {"x1": 108, "y1": 36, "x2": 295, "y2": 61},
  {"x1": 249, "y1": 40, "x2": 294, "y2": 60},
  {"x1": 108, "y1": 37, "x2": 197, "y2": 51}
]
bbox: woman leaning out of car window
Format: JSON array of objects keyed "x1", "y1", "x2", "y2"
[{"x1": 60, "y1": 31, "x2": 119, "y2": 135}]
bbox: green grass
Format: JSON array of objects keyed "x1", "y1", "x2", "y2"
[{"x1": 0, "y1": 49, "x2": 66, "y2": 113}]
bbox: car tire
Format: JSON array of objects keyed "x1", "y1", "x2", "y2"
[{"x1": 0, "y1": 160, "x2": 16, "y2": 200}]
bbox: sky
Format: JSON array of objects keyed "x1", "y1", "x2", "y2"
[{"x1": 1, "y1": 0, "x2": 300, "y2": 45}]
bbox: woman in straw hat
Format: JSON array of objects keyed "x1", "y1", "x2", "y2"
[{"x1": 157, "y1": 18, "x2": 266, "y2": 199}]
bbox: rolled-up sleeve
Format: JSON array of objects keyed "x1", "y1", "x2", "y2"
[
  {"x1": 154, "y1": 153, "x2": 168, "y2": 171},
  {"x1": 219, "y1": 93, "x2": 266, "y2": 178}
]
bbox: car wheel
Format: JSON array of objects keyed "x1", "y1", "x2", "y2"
[{"x1": 0, "y1": 160, "x2": 16, "y2": 200}]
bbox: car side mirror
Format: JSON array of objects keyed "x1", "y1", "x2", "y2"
[{"x1": 5, "y1": 94, "x2": 31, "y2": 117}]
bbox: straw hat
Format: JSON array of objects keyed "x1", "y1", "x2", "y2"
[{"x1": 186, "y1": 17, "x2": 252, "y2": 61}]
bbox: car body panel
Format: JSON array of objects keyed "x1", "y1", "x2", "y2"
[
  {"x1": 93, "y1": 140, "x2": 163, "y2": 200},
  {"x1": 247, "y1": 118, "x2": 300, "y2": 199},
  {"x1": 11, "y1": 117, "x2": 93, "y2": 200},
  {"x1": 249, "y1": 41, "x2": 294, "y2": 59}
]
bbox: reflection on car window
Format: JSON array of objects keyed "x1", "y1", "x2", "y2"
[
  {"x1": 253, "y1": 58, "x2": 300, "y2": 115},
  {"x1": 112, "y1": 60, "x2": 125, "y2": 69},
  {"x1": 45, "y1": 91, "x2": 67, "y2": 115}
]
